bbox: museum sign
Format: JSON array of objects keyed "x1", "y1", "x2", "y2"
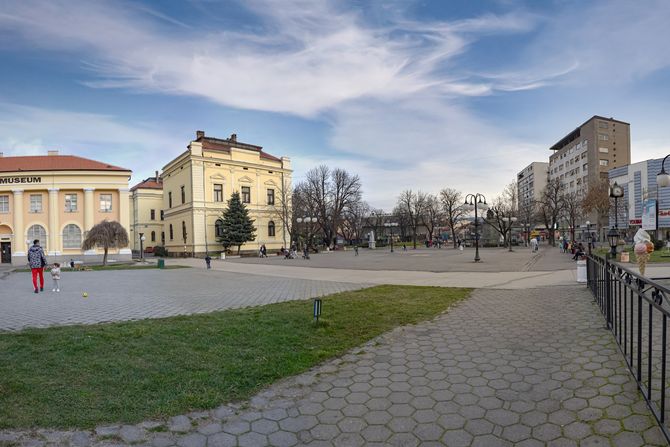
[{"x1": 0, "y1": 176, "x2": 42, "y2": 185}]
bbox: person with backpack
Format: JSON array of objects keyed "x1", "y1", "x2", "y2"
[{"x1": 28, "y1": 239, "x2": 47, "y2": 293}]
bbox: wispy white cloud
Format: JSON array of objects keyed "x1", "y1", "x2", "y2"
[{"x1": 0, "y1": 103, "x2": 178, "y2": 182}]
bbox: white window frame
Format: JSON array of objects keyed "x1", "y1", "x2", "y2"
[
  {"x1": 0, "y1": 195, "x2": 8, "y2": 213},
  {"x1": 30, "y1": 194, "x2": 42, "y2": 213},
  {"x1": 100, "y1": 194, "x2": 113, "y2": 212},
  {"x1": 62, "y1": 224, "x2": 82, "y2": 249},
  {"x1": 65, "y1": 193, "x2": 78, "y2": 212}
]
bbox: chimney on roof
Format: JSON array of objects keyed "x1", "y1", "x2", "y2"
[
  {"x1": 196, "y1": 130, "x2": 205, "y2": 140},
  {"x1": 155, "y1": 171, "x2": 159, "y2": 181},
  {"x1": 230, "y1": 133, "x2": 237, "y2": 142},
  {"x1": 47, "y1": 150, "x2": 59, "y2": 156}
]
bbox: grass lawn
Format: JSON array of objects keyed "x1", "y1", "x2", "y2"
[
  {"x1": 593, "y1": 247, "x2": 670, "y2": 264},
  {"x1": 13, "y1": 264, "x2": 188, "y2": 272},
  {"x1": 0, "y1": 285, "x2": 470, "y2": 430}
]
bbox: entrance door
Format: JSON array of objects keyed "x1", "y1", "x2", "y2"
[{"x1": 0, "y1": 242, "x2": 10, "y2": 264}]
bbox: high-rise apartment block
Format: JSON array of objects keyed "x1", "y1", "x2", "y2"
[
  {"x1": 548, "y1": 116, "x2": 631, "y2": 196},
  {"x1": 517, "y1": 162, "x2": 548, "y2": 208}
]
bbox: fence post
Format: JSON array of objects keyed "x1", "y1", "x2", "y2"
[{"x1": 605, "y1": 254, "x2": 613, "y2": 329}]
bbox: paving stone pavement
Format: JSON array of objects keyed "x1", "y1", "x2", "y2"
[
  {"x1": 0, "y1": 269, "x2": 368, "y2": 331},
  {"x1": 2, "y1": 286, "x2": 667, "y2": 446}
]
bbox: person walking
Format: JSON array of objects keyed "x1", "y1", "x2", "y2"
[
  {"x1": 205, "y1": 254, "x2": 212, "y2": 269},
  {"x1": 51, "y1": 262, "x2": 61, "y2": 292},
  {"x1": 354, "y1": 245, "x2": 359, "y2": 256},
  {"x1": 28, "y1": 239, "x2": 47, "y2": 293}
]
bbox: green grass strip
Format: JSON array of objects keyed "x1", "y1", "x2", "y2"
[{"x1": 0, "y1": 285, "x2": 469, "y2": 430}]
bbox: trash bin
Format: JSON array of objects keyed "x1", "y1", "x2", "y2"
[
  {"x1": 576, "y1": 259, "x2": 587, "y2": 283},
  {"x1": 157, "y1": 259, "x2": 165, "y2": 269},
  {"x1": 220, "y1": 252, "x2": 226, "y2": 260}
]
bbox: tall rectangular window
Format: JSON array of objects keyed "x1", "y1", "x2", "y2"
[
  {"x1": 160, "y1": 210, "x2": 164, "y2": 221},
  {"x1": 65, "y1": 193, "x2": 78, "y2": 212},
  {"x1": 168, "y1": 192, "x2": 172, "y2": 208},
  {"x1": 30, "y1": 194, "x2": 42, "y2": 213},
  {"x1": 241, "y1": 186, "x2": 251, "y2": 204},
  {"x1": 0, "y1": 195, "x2": 8, "y2": 213},
  {"x1": 100, "y1": 194, "x2": 112, "y2": 212},
  {"x1": 214, "y1": 184, "x2": 223, "y2": 202},
  {"x1": 150, "y1": 209, "x2": 156, "y2": 220},
  {"x1": 267, "y1": 188, "x2": 275, "y2": 205},
  {"x1": 181, "y1": 186, "x2": 185, "y2": 204}
]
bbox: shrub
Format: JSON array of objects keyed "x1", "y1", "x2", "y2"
[{"x1": 153, "y1": 246, "x2": 168, "y2": 257}]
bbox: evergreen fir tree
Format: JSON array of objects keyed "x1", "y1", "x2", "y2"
[{"x1": 218, "y1": 191, "x2": 256, "y2": 254}]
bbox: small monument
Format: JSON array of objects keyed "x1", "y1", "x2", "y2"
[{"x1": 368, "y1": 230, "x2": 376, "y2": 249}]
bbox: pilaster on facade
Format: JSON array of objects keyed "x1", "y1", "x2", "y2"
[
  {"x1": 48, "y1": 188, "x2": 60, "y2": 255},
  {"x1": 84, "y1": 188, "x2": 95, "y2": 232},
  {"x1": 11, "y1": 189, "x2": 25, "y2": 256}
]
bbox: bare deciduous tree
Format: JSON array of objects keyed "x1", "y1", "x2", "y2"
[
  {"x1": 396, "y1": 189, "x2": 427, "y2": 249},
  {"x1": 537, "y1": 178, "x2": 564, "y2": 247},
  {"x1": 562, "y1": 191, "x2": 583, "y2": 242},
  {"x1": 421, "y1": 194, "x2": 443, "y2": 243},
  {"x1": 483, "y1": 183, "x2": 518, "y2": 246},
  {"x1": 439, "y1": 188, "x2": 466, "y2": 248},
  {"x1": 341, "y1": 201, "x2": 370, "y2": 244},
  {"x1": 300, "y1": 165, "x2": 362, "y2": 247},
  {"x1": 270, "y1": 176, "x2": 293, "y2": 248},
  {"x1": 82, "y1": 220, "x2": 129, "y2": 266}
]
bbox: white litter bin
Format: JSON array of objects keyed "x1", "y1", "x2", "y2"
[
  {"x1": 220, "y1": 252, "x2": 226, "y2": 260},
  {"x1": 576, "y1": 259, "x2": 587, "y2": 283}
]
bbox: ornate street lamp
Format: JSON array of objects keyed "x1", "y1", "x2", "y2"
[
  {"x1": 296, "y1": 217, "x2": 318, "y2": 251},
  {"x1": 608, "y1": 182, "x2": 624, "y2": 258},
  {"x1": 657, "y1": 154, "x2": 670, "y2": 187},
  {"x1": 384, "y1": 222, "x2": 399, "y2": 253},
  {"x1": 139, "y1": 233, "x2": 146, "y2": 261},
  {"x1": 464, "y1": 193, "x2": 488, "y2": 262}
]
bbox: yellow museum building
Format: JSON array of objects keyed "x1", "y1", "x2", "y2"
[
  {"x1": 0, "y1": 151, "x2": 132, "y2": 265},
  {"x1": 161, "y1": 131, "x2": 292, "y2": 256}
]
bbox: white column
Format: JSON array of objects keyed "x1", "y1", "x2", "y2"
[
  {"x1": 12, "y1": 189, "x2": 25, "y2": 256},
  {"x1": 48, "y1": 188, "x2": 60, "y2": 255},
  {"x1": 84, "y1": 188, "x2": 95, "y2": 232},
  {"x1": 118, "y1": 188, "x2": 131, "y2": 255}
]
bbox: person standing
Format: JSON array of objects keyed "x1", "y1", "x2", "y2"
[
  {"x1": 51, "y1": 262, "x2": 61, "y2": 292},
  {"x1": 205, "y1": 254, "x2": 212, "y2": 269},
  {"x1": 354, "y1": 246, "x2": 359, "y2": 256},
  {"x1": 28, "y1": 239, "x2": 47, "y2": 293}
]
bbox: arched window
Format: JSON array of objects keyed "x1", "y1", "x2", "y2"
[
  {"x1": 182, "y1": 221, "x2": 187, "y2": 242},
  {"x1": 268, "y1": 221, "x2": 276, "y2": 237},
  {"x1": 151, "y1": 231, "x2": 156, "y2": 242},
  {"x1": 27, "y1": 224, "x2": 47, "y2": 251},
  {"x1": 169, "y1": 224, "x2": 174, "y2": 240},
  {"x1": 215, "y1": 219, "x2": 224, "y2": 238},
  {"x1": 62, "y1": 224, "x2": 82, "y2": 249}
]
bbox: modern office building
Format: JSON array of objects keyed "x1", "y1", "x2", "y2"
[
  {"x1": 129, "y1": 172, "x2": 164, "y2": 252},
  {"x1": 161, "y1": 131, "x2": 292, "y2": 256},
  {"x1": 517, "y1": 162, "x2": 549, "y2": 207},
  {"x1": 548, "y1": 116, "x2": 631, "y2": 235},
  {"x1": 608, "y1": 158, "x2": 670, "y2": 240},
  {"x1": 0, "y1": 151, "x2": 132, "y2": 265}
]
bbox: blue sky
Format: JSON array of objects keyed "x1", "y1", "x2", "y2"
[{"x1": 1, "y1": 0, "x2": 670, "y2": 209}]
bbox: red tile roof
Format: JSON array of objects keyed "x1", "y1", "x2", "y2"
[
  {"x1": 0, "y1": 155, "x2": 131, "y2": 173},
  {"x1": 130, "y1": 177, "x2": 163, "y2": 192},
  {"x1": 196, "y1": 133, "x2": 282, "y2": 163}
]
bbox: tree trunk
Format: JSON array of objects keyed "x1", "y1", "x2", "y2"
[
  {"x1": 103, "y1": 247, "x2": 108, "y2": 266},
  {"x1": 237, "y1": 245, "x2": 241, "y2": 255}
]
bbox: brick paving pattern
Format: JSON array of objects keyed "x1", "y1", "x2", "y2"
[
  {"x1": 2, "y1": 286, "x2": 666, "y2": 446},
  {"x1": 0, "y1": 269, "x2": 368, "y2": 331}
]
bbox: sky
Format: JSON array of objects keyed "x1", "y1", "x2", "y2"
[{"x1": 1, "y1": 0, "x2": 670, "y2": 210}]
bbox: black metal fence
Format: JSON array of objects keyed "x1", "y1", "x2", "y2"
[{"x1": 587, "y1": 254, "x2": 670, "y2": 443}]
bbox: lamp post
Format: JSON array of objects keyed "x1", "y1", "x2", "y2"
[
  {"x1": 657, "y1": 157, "x2": 670, "y2": 241},
  {"x1": 505, "y1": 216, "x2": 518, "y2": 252},
  {"x1": 139, "y1": 233, "x2": 146, "y2": 261},
  {"x1": 384, "y1": 222, "x2": 399, "y2": 252},
  {"x1": 464, "y1": 193, "x2": 488, "y2": 262},
  {"x1": 585, "y1": 220, "x2": 592, "y2": 255},
  {"x1": 609, "y1": 182, "x2": 624, "y2": 258}
]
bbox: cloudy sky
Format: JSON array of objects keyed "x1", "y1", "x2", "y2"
[{"x1": 1, "y1": 0, "x2": 669, "y2": 209}]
